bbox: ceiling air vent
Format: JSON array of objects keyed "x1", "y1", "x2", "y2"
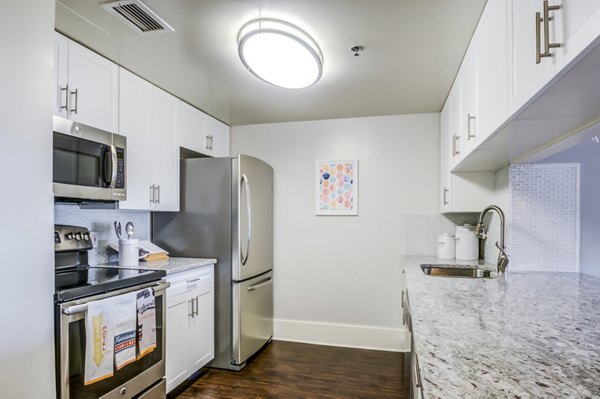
[{"x1": 102, "y1": 0, "x2": 174, "y2": 35}]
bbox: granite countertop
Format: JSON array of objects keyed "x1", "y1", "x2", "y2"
[
  {"x1": 99, "y1": 257, "x2": 217, "y2": 275},
  {"x1": 403, "y1": 256, "x2": 600, "y2": 399}
]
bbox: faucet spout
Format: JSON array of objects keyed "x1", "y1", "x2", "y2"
[{"x1": 475, "y1": 205, "x2": 509, "y2": 273}]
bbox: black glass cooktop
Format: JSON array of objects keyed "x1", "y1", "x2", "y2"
[{"x1": 54, "y1": 266, "x2": 166, "y2": 302}]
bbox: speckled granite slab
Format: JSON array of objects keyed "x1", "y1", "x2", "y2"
[
  {"x1": 403, "y1": 256, "x2": 600, "y2": 399},
  {"x1": 100, "y1": 257, "x2": 216, "y2": 275}
]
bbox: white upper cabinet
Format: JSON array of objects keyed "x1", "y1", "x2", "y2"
[
  {"x1": 476, "y1": 0, "x2": 509, "y2": 143},
  {"x1": 440, "y1": 95, "x2": 495, "y2": 214},
  {"x1": 118, "y1": 68, "x2": 179, "y2": 212},
  {"x1": 53, "y1": 32, "x2": 119, "y2": 133},
  {"x1": 509, "y1": 0, "x2": 600, "y2": 114},
  {"x1": 177, "y1": 102, "x2": 230, "y2": 157},
  {"x1": 440, "y1": 100, "x2": 452, "y2": 213},
  {"x1": 177, "y1": 101, "x2": 207, "y2": 154},
  {"x1": 509, "y1": 0, "x2": 559, "y2": 114},
  {"x1": 554, "y1": 0, "x2": 600, "y2": 71},
  {"x1": 448, "y1": 81, "x2": 463, "y2": 168},
  {"x1": 459, "y1": 48, "x2": 477, "y2": 158},
  {"x1": 53, "y1": 33, "x2": 69, "y2": 119},
  {"x1": 204, "y1": 116, "x2": 230, "y2": 158}
]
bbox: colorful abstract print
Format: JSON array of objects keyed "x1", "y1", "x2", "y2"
[{"x1": 318, "y1": 161, "x2": 355, "y2": 212}]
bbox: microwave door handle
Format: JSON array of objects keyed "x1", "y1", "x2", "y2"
[{"x1": 104, "y1": 145, "x2": 118, "y2": 188}]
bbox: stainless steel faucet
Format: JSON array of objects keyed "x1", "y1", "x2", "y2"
[{"x1": 475, "y1": 205, "x2": 509, "y2": 273}]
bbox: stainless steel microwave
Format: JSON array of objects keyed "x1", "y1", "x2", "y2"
[{"x1": 53, "y1": 116, "x2": 126, "y2": 202}]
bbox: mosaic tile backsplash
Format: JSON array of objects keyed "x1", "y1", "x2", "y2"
[
  {"x1": 54, "y1": 203, "x2": 151, "y2": 265},
  {"x1": 508, "y1": 164, "x2": 580, "y2": 272},
  {"x1": 404, "y1": 213, "x2": 479, "y2": 256}
]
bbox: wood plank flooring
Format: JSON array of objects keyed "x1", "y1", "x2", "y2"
[{"x1": 174, "y1": 340, "x2": 408, "y2": 399}]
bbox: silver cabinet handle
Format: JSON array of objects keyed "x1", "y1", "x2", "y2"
[
  {"x1": 543, "y1": 0, "x2": 561, "y2": 54},
  {"x1": 69, "y1": 88, "x2": 78, "y2": 114},
  {"x1": 247, "y1": 277, "x2": 273, "y2": 292},
  {"x1": 149, "y1": 184, "x2": 155, "y2": 204},
  {"x1": 467, "y1": 114, "x2": 476, "y2": 140},
  {"x1": 536, "y1": 1, "x2": 561, "y2": 64},
  {"x1": 443, "y1": 188, "x2": 449, "y2": 205},
  {"x1": 240, "y1": 173, "x2": 252, "y2": 265},
  {"x1": 452, "y1": 135, "x2": 461, "y2": 156},
  {"x1": 188, "y1": 298, "x2": 194, "y2": 318},
  {"x1": 536, "y1": 11, "x2": 543, "y2": 64},
  {"x1": 413, "y1": 353, "x2": 422, "y2": 389},
  {"x1": 59, "y1": 85, "x2": 69, "y2": 111},
  {"x1": 155, "y1": 185, "x2": 160, "y2": 204},
  {"x1": 205, "y1": 135, "x2": 212, "y2": 150}
]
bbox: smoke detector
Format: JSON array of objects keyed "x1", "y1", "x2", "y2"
[{"x1": 102, "y1": 0, "x2": 174, "y2": 35}]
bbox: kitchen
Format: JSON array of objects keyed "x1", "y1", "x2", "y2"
[{"x1": 2, "y1": 0, "x2": 600, "y2": 398}]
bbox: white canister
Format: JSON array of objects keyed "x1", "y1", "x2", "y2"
[
  {"x1": 437, "y1": 233, "x2": 456, "y2": 259},
  {"x1": 119, "y1": 238, "x2": 139, "y2": 267},
  {"x1": 455, "y1": 225, "x2": 479, "y2": 261}
]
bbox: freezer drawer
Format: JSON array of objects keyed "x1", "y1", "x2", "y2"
[{"x1": 232, "y1": 271, "x2": 273, "y2": 366}]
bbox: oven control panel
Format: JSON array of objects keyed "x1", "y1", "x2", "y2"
[{"x1": 54, "y1": 225, "x2": 93, "y2": 252}]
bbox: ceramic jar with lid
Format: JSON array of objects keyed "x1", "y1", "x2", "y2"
[
  {"x1": 437, "y1": 233, "x2": 456, "y2": 259},
  {"x1": 455, "y1": 224, "x2": 479, "y2": 261}
]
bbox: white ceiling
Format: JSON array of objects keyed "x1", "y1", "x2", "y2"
[{"x1": 56, "y1": 0, "x2": 487, "y2": 126}]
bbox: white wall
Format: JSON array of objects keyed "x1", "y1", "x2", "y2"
[
  {"x1": 232, "y1": 114, "x2": 439, "y2": 350},
  {"x1": 537, "y1": 141, "x2": 600, "y2": 277},
  {"x1": 0, "y1": 1, "x2": 55, "y2": 398}
]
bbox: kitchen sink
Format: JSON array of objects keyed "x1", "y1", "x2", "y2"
[{"x1": 420, "y1": 264, "x2": 491, "y2": 278}]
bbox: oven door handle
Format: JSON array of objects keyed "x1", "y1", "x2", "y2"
[{"x1": 62, "y1": 281, "x2": 169, "y2": 315}]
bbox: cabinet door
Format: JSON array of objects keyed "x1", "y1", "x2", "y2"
[
  {"x1": 53, "y1": 32, "x2": 69, "y2": 118},
  {"x1": 476, "y1": 0, "x2": 509, "y2": 143},
  {"x1": 448, "y1": 82, "x2": 463, "y2": 168},
  {"x1": 150, "y1": 88, "x2": 179, "y2": 211},
  {"x1": 205, "y1": 117, "x2": 230, "y2": 157},
  {"x1": 165, "y1": 291, "x2": 193, "y2": 393},
  {"x1": 118, "y1": 68, "x2": 154, "y2": 210},
  {"x1": 67, "y1": 40, "x2": 119, "y2": 132},
  {"x1": 509, "y1": 0, "x2": 558, "y2": 113},
  {"x1": 555, "y1": 0, "x2": 600, "y2": 71},
  {"x1": 440, "y1": 101, "x2": 452, "y2": 212},
  {"x1": 189, "y1": 284, "x2": 214, "y2": 370},
  {"x1": 460, "y1": 49, "x2": 477, "y2": 156},
  {"x1": 177, "y1": 101, "x2": 207, "y2": 154}
]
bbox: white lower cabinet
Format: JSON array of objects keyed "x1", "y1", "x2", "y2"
[{"x1": 166, "y1": 266, "x2": 214, "y2": 393}]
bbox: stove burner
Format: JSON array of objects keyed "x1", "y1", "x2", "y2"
[{"x1": 54, "y1": 224, "x2": 165, "y2": 302}]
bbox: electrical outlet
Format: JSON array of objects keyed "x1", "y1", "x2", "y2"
[{"x1": 89, "y1": 231, "x2": 99, "y2": 249}]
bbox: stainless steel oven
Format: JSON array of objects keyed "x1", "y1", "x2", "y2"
[
  {"x1": 55, "y1": 280, "x2": 168, "y2": 399},
  {"x1": 53, "y1": 115, "x2": 126, "y2": 202}
]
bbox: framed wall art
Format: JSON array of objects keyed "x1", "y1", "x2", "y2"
[{"x1": 315, "y1": 159, "x2": 358, "y2": 216}]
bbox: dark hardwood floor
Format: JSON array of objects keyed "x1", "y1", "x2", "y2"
[{"x1": 174, "y1": 340, "x2": 408, "y2": 399}]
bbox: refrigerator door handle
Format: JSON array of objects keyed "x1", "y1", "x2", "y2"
[
  {"x1": 241, "y1": 173, "x2": 252, "y2": 265},
  {"x1": 246, "y1": 277, "x2": 273, "y2": 292}
]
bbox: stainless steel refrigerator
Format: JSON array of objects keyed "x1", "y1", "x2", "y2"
[{"x1": 152, "y1": 155, "x2": 273, "y2": 370}]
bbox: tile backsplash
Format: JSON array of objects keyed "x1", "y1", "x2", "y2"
[
  {"x1": 54, "y1": 203, "x2": 151, "y2": 265},
  {"x1": 508, "y1": 164, "x2": 580, "y2": 272},
  {"x1": 403, "y1": 213, "x2": 479, "y2": 256}
]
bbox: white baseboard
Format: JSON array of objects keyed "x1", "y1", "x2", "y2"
[{"x1": 273, "y1": 319, "x2": 410, "y2": 352}]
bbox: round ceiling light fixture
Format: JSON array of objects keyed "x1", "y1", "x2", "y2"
[{"x1": 238, "y1": 19, "x2": 323, "y2": 89}]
